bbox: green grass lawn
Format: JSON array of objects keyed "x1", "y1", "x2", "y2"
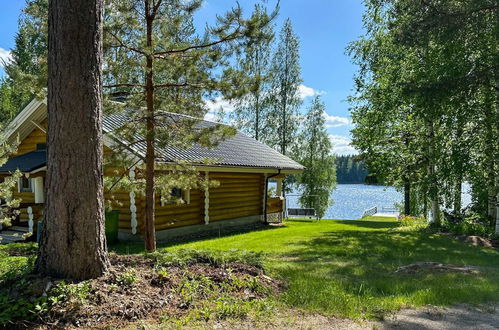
[
  {"x1": 2, "y1": 217, "x2": 499, "y2": 321},
  {"x1": 153, "y1": 217, "x2": 499, "y2": 319}
]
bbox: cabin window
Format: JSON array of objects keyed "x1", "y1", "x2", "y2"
[
  {"x1": 160, "y1": 188, "x2": 190, "y2": 206},
  {"x1": 19, "y1": 177, "x2": 32, "y2": 193},
  {"x1": 170, "y1": 188, "x2": 182, "y2": 199}
]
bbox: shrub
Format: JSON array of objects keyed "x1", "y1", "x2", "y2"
[
  {"x1": 444, "y1": 213, "x2": 495, "y2": 237},
  {"x1": 398, "y1": 215, "x2": 427, "y2": 230}
]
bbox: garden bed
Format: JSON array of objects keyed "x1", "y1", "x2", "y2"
[{"x1": 0, "y1": 250, "x2": 279, "y2": 329}]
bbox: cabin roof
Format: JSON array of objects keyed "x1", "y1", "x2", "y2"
[
  {"x1": 0, "y1": 150, "x2": 46, "y2": 173},
  {"x1": 103, "y1": 111, "x2": 305, "y2": 171},
  {"x1": 4, "y1": 99, "x2": 305, "y2": 172}
]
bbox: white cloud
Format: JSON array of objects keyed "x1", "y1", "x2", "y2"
[
  {"x1": 204, "y1": 96, "x2": 236, "y2": 122},
  {"x1": 297, "y1": 84, "x2": 324, "y2": 99},
  {"x1": 205, "y1": 96, "x2": 235, "y2": 113},
  {"x1": 329, "y1": 134, "x2": 358, "y2": 155},
  {"x1": 0, "y1": 48, "x2": 12, "y2": 68},
  {"x1": 323, "y1": 113, "x2": 350, "y2": 128}
]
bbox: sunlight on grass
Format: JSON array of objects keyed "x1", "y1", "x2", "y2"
[{"x1": 167, "y1": 218, "x2": 499, "y2": 319}]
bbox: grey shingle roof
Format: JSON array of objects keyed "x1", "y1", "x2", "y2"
[
  {"x1": 0, "y1": 150, "x2": 46, "y2": 173},
  {"x1": 103, "y1": 112, "x2": 304, "y2": 171}
]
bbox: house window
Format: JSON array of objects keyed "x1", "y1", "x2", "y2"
[
  {"x1": 170, "y1": 188, "x2": 182, "y2": 199},
  {"x1": 160, "y1": 188, "x2": 190, "y2": 206},
  {"x1": 19, "y1": 177, "x2": 32, "y2": 193}
]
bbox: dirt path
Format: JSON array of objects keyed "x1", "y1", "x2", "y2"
[
  {"x1": 380, "y1": 304, "x2": 499, "y2": 330},
  {"x1": 202, "y1": 304, "x2": 499, "y2": 330}
]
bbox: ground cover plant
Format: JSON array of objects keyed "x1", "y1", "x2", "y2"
[
  {"x1": 1, "y1": 217, "x2": 499, "y2": 328},
  {"x1": 167, "y1": 217, "x2": 499, "y2": 319},
  {"x1": 0, "y1": 247, "x2": 277, "y2": 328}
]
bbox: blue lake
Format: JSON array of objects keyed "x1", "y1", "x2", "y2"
[{"x1": 286, "y1": 184, "x2": 403, "y2": 220}]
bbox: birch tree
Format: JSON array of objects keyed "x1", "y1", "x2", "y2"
[
  {"x1": 230, "y1": 4, "x2": 275, "y2": 142},
  {"x1": 295, "y1": 96, "x2": 336, "y2": 218},
  {"x1": 268, "y1": 19, "x2": 302, "y2": 156}
]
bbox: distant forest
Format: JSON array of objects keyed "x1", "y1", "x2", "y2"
[{"x1": 336, "y1": 155, "x2": 371, "y2": 184}]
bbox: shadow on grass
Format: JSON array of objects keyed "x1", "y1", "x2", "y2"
[
  {"x1": 109, "y1": 222, "x2": 283, "y2": 254},
  {"x1": 276, "y1": 225, "x2": 499, "y2": 318}
]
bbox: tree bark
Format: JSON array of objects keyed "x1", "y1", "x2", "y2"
[
  {"x1": 36, "y1": 0, "x2": 108, "y2": 279},
  {"x1": 453, "y1": 179, "x2": 462, "y2": 217},
  {"x1": 144, "y1": 0, "x2": 157, "y2": 252},
  {"x1": 426, "y1": 119, "x2": 440, "y2": 225},
  {"x1": 403, "y1": 177, "x2": 411, "y2": 216}
]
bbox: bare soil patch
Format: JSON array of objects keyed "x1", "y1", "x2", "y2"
[
  {"x1": 2, "y1": 254, "x2": 279, "y2": 329},
  {"x1": 395, "y1": 262, "x2": 479, "y2": 275}
]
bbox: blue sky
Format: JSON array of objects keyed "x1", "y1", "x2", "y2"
[{"x1": 0, "y1": 0, "x2": 365, "y2": 155}]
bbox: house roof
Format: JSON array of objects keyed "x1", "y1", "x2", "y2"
[
  {"x1": 0, "y1": 150, "x2": 46, "y2": 173},
  {"x1": 5, "y1": 99, "x2": 305, "y2": 173},
  {"x1": 103, "y1": 112, "x2": 304, "y2": 171}
]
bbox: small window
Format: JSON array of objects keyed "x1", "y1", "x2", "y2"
[
  {"x1": 160, "y1": 188, "x2": 190, "y2": 206},
  {"x1": 19, "y1": 177, "x2": 32, "y2": 193},
  {"x1": 36, "y1": 143, "x2": 47, "y2": 151},
  {"x1": 170, "y1": 188, "x2": 182, "y2": 199}
]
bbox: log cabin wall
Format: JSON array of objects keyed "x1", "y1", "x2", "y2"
[
  {"x1": 14, "y1": 120, "x2": 47, "y2": 156},
  {"x1": 151, "y1": 189, "x2": 204, "y2": 231},
  {"x1": 208, "y1": 172, "x2": 264, "y2": 222}
]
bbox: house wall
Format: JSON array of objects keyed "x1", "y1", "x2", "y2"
[
  {"x1": 208, "y1": 172, "x2": 264, "y2": 222},
  {"x1": 130, "y1": 172, "x2": 265, "y2": 233},
  {"x1": 10, "y1": 125, "x2": 268, "y2": 236},
  {"x1": 14, "y1": 120, "x2": 47, "y2": 156}
]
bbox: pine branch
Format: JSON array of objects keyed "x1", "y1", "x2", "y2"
[
  {"x1": 153, "y1": 31, "x2": 241, "y2": 57},
  {"x1": 107, "y1": 30, "x2": 146, "y2": 56},
  {"x1": 104, "y1": 83, "x2": 146, "y2": 88},
  {"x1": 154, "y1": 82, "x2": 206, "y2": 89}
]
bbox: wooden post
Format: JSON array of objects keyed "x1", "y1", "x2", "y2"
[
  {"x1": 262, "y1": 174, "x2": 267, "y2": 222},
  {"x1": 34, "y1": 177, "x2": 44, "y2": 204},
  {"x1": 276, "y1": 179, "x2": 283, "y2": 197},
  {"x1": 27, "y1": 206, "x2": 34, "y2": 233},
  {"x1": 204, "y1": 171, "x2": 209, "y2": 225},
  {"x1": 129, "y1": 167, "x2": 137, "y2": 235}
]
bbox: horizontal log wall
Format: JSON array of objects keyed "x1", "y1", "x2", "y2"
[
  {"x1": 152, "y1": 189, "x2": 203, "y2": 231},
  {"x1": 208, "y1": 172, "x2": 264, "y2": 222},
  {"x1": 14, "y1": 120, "x2": 47, "y2": 156}
]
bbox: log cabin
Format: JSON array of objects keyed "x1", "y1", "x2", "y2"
[{"x1": 0, "y1": 98, "x2": 304, "y2": 243}]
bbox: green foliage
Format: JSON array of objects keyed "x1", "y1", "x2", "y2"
[
  {"x1": 230, "y1": 4, "x2": 276, "y2": 143},
  {"x1": 0, "y1": 0, "x2": 47, "y2": 122},
  {"x1": 116, "y1": 269, "x2": 138, "y2": 287},
  {"x1": 175, "y1": 218, "x2": 499, "y2": 319},
  {"x1": 397, "y1": 215, "x2": 427, "y2": 231},
  {"x1": 348, "y1": 0, "x2": 499, "y2": 225},
  {"x1": 442, "y1": 214, "x2": 495, "y2": 238},
  {"x1": 336, "y1": 155, "x2": 371, "y2": 184},
  {"x1": 266, "y1": 19, "x2": 302, "y2": 156},
  {"x1": 149, "y1": 248, "x2": 264, "y2": 269},
  {"x1": 294, "y1": 96, "x2": 336, "y2": 218}
]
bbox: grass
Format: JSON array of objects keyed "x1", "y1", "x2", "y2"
[
  {"x1": 153, "y1": 217, "x2": 499, "y2": 319},
  {"x1": 2, "y1": 217, "x2": 499, "y2": 321}
]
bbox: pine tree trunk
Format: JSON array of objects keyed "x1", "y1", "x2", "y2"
[
  {"x1": 144, "y1": 0, "x2": 156, "y2": 252},
  {"x1": 36, "y1": 0, "x2": 108, "y2": 279}
]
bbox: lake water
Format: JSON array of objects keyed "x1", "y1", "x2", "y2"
[
  {"x1": 285, "y1": 184, "x2": 403, "y2": 220},
  {"x1": 284, "y1": 183, "x2": 473, "y2": 220}
]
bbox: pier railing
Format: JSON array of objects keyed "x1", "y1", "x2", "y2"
[{"x1": 362, "y1": 206, "x2": 377, "y2": 218}]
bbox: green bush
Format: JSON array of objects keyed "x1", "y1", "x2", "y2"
[
  {"x1": 398, "y1": 215, "x2": 427, "y2": 229},
  {"x1": 444, "y1": 213, "x2": 495, "y2": 237}
]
